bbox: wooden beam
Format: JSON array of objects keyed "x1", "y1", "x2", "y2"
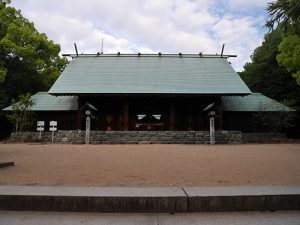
[
  {"x1": 169, "y1": 102, "x2": 176, "y2": 131},
  {"x1": 124, "y1": 101, "x2": 129, "y2": 131},
  {"x1": 76, "y1": 97, "x2": 82, "y2": 130},
  {"x1": 219, "y1": 100, "x2": 223, "y2": 130}
]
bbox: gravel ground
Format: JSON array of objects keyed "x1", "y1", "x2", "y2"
[{"x1": 0, "y1": 143, "x2": 299, "y2": 187}]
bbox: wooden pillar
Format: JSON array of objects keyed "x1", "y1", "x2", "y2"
[
  {"x1": 219, "y1": 100, "x2": 223, "y2": 130},
  {"x1": 169, "y1": 101, "x2": 176, "y2": 131},
  {"x1": 123, "y1": 101, "x2": 129, "y2": 131},
  {"x1": 76, "y1": 97, "x2": 82, "y2": 130}
]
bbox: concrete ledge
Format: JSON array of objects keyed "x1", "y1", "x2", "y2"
[
  {"x1": 0, "y1": 185, "x2": 299, "y2": 213},
  {"x1": 184, "y1": 186, "x2": 300, "y2": 212},
  {"x1": 0, "y1": 186, "x2": 186, "y2": 213}
]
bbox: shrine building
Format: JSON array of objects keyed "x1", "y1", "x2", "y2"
[
  {"x1": 3, "y1": 53, "x2": 294, "y2": 132},
  {"x1": 49, "y1": 53, "x2": 251, "y2": 131}
]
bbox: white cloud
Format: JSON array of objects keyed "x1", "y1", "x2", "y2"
[
  {"x1": 24, "y1": 11, "x2": 137, "y2": 54},
  {"x1": 10, "y1": 0, "x2": 267, "y2": 71},
  {"x1": 211, "y1": 15, "x2": 263, "y2": 69},
  {"x1": 227, "y1": 0, "x2": 268, "y2": 8}
]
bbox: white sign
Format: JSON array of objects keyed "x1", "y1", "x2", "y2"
[
  {"x1": 50, "y1": 121, "x2": 57, "y2": 126},
  {"x1": 37, "y1": 121, "x2": 45, "y2": 126},
  {"x1": 37, "y1": 127, "x2": 44, "y2": 131},
  {"x1": 37, "y1": 121, "x2": 45, "y2": 140},
  {"x1": 49, "y1": 127, "x2": 57, "y2": 132},
  {"x1": 49, "y1": 121, "x2": 58, "y2": 143}
]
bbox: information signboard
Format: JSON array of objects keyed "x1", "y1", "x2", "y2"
[
  {"x1": 37, "y1": 127, "x2": 44, "y2": 131},
  {"x1": 49, "y1": 121, "x2": 57, "y2": 142},
  {"x1": 49, "y1": 127, "x2": 57, "y2": 132},
  {"x1": 50, "y1": 121, "x2": 57, "y2": 126},
  {"x1": 37, "y1": 121, "x2": 45, "y2": 139},
  {"x1": 37, "y1": 121, "x2": 45, "y2": 127}
]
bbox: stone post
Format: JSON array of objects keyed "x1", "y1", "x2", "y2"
[{"x1": 85, "y1": 116, "x2": 90, "y2": 144}]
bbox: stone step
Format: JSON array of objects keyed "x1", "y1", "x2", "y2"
[{"x1": 0, "y1": 185, "x2": 299, "y2": 213}]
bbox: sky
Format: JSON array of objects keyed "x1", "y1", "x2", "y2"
[{"x1": 10, "y1": 0, "x2": 270, "y2": 71}]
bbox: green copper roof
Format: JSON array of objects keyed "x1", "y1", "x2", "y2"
[
  {"x1": 48, "y1": 54, "x2": 251, "y2": 95},
  {"x1": 2, "y1": 92, "x2": 78, "y2": 111},
  {"x1": 222, "y1": 93, "x2": 295, "y2": 112}
]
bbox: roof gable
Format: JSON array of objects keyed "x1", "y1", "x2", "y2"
[{"x1": 48, "y1": 54, "x2": 251, "y2": 95}]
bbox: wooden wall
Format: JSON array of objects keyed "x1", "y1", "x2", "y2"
[{"x1": 78, "y1": 96, "x2": 222, "y2": 131}]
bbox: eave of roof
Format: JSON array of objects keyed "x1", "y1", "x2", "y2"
[
  {"x1": 2, "y1": 92, "x2": 294, "y2": 112},
  {"x1": 2, "y1": 92, "x2": 78, "y2": 111},
  {"x1": 222, "y1": 93, "x2": 295, "y2": 112}
]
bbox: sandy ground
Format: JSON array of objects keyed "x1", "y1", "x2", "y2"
[{"x1": 0, "y1": 143, "x2": 299, "y2": 187}]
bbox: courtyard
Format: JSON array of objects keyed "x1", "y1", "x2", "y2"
[{"x1": 0, "y1": 143, "x2": 299, "y2": 187}]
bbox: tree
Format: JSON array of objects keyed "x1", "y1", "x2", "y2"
[
  {"x1": 7, "y1": 93, "x2": 35, "y2": 132},
  {"x1": 240, "y1": 30, "x2": 300, "y2": 105},
  {"x1": 265, "y1": 0, "x2": 300, "y2": 85},
  {"x1": 254, "y1": 101, "x2": 295, "y2": 132},
  {"x1": 241, "y1": 0, "x2": 300, "y2": 136},
  {"x1": 277, "y1": 35, "x2": 300, "y2": 84},
  {"x1": 0, "y1": 0, "x2": 67, "y2": 109},
  {"x1": 240, "y1": 30, "x2": 300, "y2": 137},
  {"x1": 266, "y1": 0, "x2": 300, "y2": 31}
]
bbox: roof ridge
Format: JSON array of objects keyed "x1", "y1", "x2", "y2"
[{"x1": 62, "y1": 53, "x2": 237, "y2": 59}]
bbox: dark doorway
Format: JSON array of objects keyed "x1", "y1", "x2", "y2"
[{"x1": 129, "y1": 99, "x2": 168, "y2": 130}]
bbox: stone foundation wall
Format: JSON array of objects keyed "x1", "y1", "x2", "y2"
[
  {"x1": 7, "y1": 130, "x2": 287, "y2": 144},
  {"x1": 242, "y1": 132, "x2": 287, "y2": 143}
]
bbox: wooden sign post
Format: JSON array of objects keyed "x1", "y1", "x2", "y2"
[
  {"x1": 49, "y1": 121, "x2": 57, "y2": 143},
  {"x1": 37, "y1": 121, "x2": 45, "y2": 140}
]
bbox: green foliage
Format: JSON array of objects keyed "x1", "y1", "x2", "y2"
[
  {"x1": 265, "y1": 0, "x2": 300, "y2": 85},
  {"x1": 0, "y1": 1, "x2": 67, "y2": 109},
  {"x1": 253, "y1": 101, "x2": 295, "y2": 132},
  {"x1": 266, "y1": 0, "x2": 300, "y2": 32},
  {"x1": 277, "y1": 35, "x2": 300, "y2": 84},
  {"x1": 240, "y1": 30, "x2": 300, "y2": 106},
  {"x1": 7, "y1": 93, "x2": 35, "y2": 132},
  {"x1": 240, "y1": 27, "x2": 300, "y2": 136},
  {"x1": 0, "y1": 67, "x2": 6, "y2": 83}
]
